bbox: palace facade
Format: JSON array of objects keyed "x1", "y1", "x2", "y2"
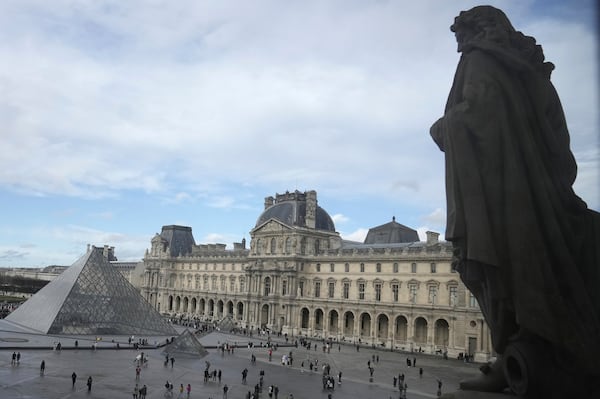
[{"x1": 138, "y1": 190, "x2": 492, "y2": 361}]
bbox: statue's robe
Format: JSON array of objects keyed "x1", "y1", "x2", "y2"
[{"x1": 431, "y1": 42, "x2": 600, "y2": 371}]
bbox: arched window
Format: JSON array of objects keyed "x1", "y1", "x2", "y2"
[{"x1": 270, "y1": 238, "x2": 276, "y2": 254}]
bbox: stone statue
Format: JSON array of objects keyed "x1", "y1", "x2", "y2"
[{"x1": 430, "y1": 6, "x2": 600, "y2": 398}]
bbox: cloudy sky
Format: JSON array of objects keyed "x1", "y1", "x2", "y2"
[{"x1": 0, "y1": 0, "x2": 597, "y2": 267}]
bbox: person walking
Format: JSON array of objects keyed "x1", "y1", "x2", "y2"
[
  {"x1": 223, "y1": 384, "x2": 229, "y2": 399},
  {"x1": 171, "y1": 357, "x2": 175, "y2": 368},
  {"x1": 11, "y1": 352, "x2": 16, "y2": 365},
  {"x1": 87, "y1": 376, "x2": 93, "y2": 391},
  {"x1": 178, "y1": 384, "x2": 184, "y2": 398},
  {"x1": 72, "y1": 372, "x2": 77, "y2": 387},
  {"x1": 133, "y1": 383, "x2": 139, "y2": 399},
  {"x1": 40, "y1": 360, "x2": 46, "y2": 376},
  {"x1": 16, "y1": 352, "x2": 20, "y2": 365},
  {"x1": 140, "y1": 384, "x2": 147, "y2": 399},
  {"x1": 186, "y1": 383, "x2": 191, "y2": 398}
]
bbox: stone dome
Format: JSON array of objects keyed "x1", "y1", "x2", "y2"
[{"x1": 255, "y1": 191, "x2": 336, "y2": 232}]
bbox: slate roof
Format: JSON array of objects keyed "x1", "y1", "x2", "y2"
[{"x1": 363, "y1": 217, "x2": 419, "y2": 244}]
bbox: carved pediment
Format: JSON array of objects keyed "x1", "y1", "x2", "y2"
[{"x1": 255, "y1": 219, "x2": 291, "y2": 233}]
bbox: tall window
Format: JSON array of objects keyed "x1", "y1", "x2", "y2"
[
  {"x1": 285, "y1": 237, "x2": 292, "y2": 254},
  {"x1": 314, "y1": 281, "x2": 321, "y2": 298},
  {"x1": 345, "y1": 263, "x2": 350, "y2": 272},
  {"x1": 316, "y1": 263, "x2": 321, "y2": 272},
  {"x1": 409, "y1": 284, "x2": 417, "y2": 304},
  {"x1": 220, "y1": 277, "x2": 226, "y2": 291},
  {"x1": 376, "y1": 263, "x2": 381, "y2": 273},
  {"x1": 392, "y1": 284, "x2": 399, "y2": 302},
  {"x1": 299, "y1": 281, "x2": 304, "y2": 297},
  {"x1": 271, "y1": 238, "x2": 276, "y2": 254},
  {"x1": 430, "y1": 263, "x2": 437, "y2": 273},
  {"x1": 300, "y1": 238, "x2": 306, "y2": 254},
  {"x1": 330, "y1": 263, "x2": 335, "y2": 272},
  {"x1": 343, "y1": 282, "x2": 350, "y2": 299},
  {"x1": 230, "y1": 279, "x2": 235, "y2": 292},
  {"x1": 374, "y1": 283, "x2": 382, "y2": 301},
  {"x1": 211, "y1": 277, "x2": 217, "y2": 290},
  {"x1": 449, "y1": 285, "x2": 458, "y2": 306},
  {"x1": 264, "y1": 277, "x2": 271, "y2": 296},
  {"x1": 469, "y1": 292, "x2": 478, "y2": 308},
  {"x1": 411, "y1": 263, "x2": 417, "y2": 273},
  {"x1": 428, "y1": 285, "x2": 438, "y2": 304},
  {"x1": 358, "y1": 283, "x2": 365, "y2": 300},
  {"x1": 328, "y1": 282, "x2": 335, "y2": 298},
  {"x1": 203, "y1": 276, "x2": 208, "y2": 290},
  {"x1": 239, "y1": 278, "x2": 245, "y2": 293},
  {"x1": 314, "y1": 239, "x2": 320, "y2": 254},
  {"x1": 282, "y1": 280, "x2": 288, "y2": 296},
  {"x1": 360, "y1": 263, "x2": 365, "y2": 273},
  {"x1": 393, "y1": 263, "x2": 399, "y2": 273}
]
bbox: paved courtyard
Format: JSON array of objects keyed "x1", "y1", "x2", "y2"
[{"x1": 0, "y1": 323, "x2": 483, "y2": 399}]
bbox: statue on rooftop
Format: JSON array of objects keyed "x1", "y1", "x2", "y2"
[{"x1": 430, "y1": 5, "x2": 600, "y2": 398}]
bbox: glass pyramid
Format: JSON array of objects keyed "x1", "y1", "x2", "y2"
[
  {"x1": 217, "y1": 315, "x2": 236, "y2": 332},
  {"x1": 162, "y1": 329, "x2": 208, "y2": 357},
  {"x1": 6, "y1": 247, "x2": 177, "y2": 336}
]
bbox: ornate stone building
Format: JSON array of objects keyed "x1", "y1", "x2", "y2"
[{"x1": 139, "y1": 190, "x2": 492, "y2": 361}]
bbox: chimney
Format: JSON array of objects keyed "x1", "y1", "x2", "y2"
[
  {"x1": 426, "y1": 231, "x2": 439, "y2": 245},
  {"x1": 264, "y1": 196, "x2": 274, "y2": 210}
]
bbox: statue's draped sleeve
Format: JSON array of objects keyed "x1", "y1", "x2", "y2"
[{"x1": 431, "y1": 48, "x2": 600, "y2": 369}]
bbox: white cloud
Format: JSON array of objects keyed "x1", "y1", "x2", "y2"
[
  {"x1": 341, "y1": 228, "x2": 369, "y2": 243},
  {"x1": 331, "y1": 214, "x2": 349, "y2": 224}
]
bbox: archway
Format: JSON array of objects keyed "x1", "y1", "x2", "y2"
[
  {"x1": 175, "y1": 296, "x2": 181, "y2": 312},
  {"x1": 314, "y1": 308, "x2": 324, "y2": 331},
  {"x1": 182, "y1": 297, "x2": 189, "y2": 313},
  {"x1": 199, "y1": 298, "x2": 206, "y2": 316},
  {"x1": 207, "y1": 299, "x2": 215, "y2": 318},
  {"x1": 414, "y1": 317, "x2": 428, "y2": 344},
  {"x1": 343, "y1": 311, "x2": 355, "y2": 336},
  {"x1": 360, "y1": 312, "x2": 371, "y2": 338},
  {"x1": 328, "y1": 310, "x2": 339, "y2": 334},
  {"x1": 377, "y1": 314, "x2": 389, "y2": 339},
  {"x1": 191, "y1": 298, "x2": 197, "y2": 314},
  {"x1": 227, "y1": 301, "x2": 234, "y2": 316},
  {"x1": 260, "y1": 304, "x2": 269, "y2": 327},
  {"x1": 434, "y1": 319, "x2": 450, "y2": 347},
  {"x1": 217, "y1": 300, "x2": 224, "y2": 318},
  {"x1": 395, "y1": 316, "x2": 408, "y2": 342},
  {"x1": 301, "y1": 308, "x2": 310, "y2": 329},
  {"x1": 237, "y1": 302, "x2": 244, "y2": 320}
]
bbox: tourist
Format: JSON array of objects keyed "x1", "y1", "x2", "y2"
[
  {"x1": 223, "y1": 383, "x2": 229, "y2": 399},
  {"x1": 186, "y1": 383, "x2": 191, "y2": 398},
  {"x1": 72, "y1": 372, "x2": 77, "y2": 387},
  {"x1": 133, "y1": 383, "x2": 139, "y2": 399},
  {"x1": 87, "y1": 376, "x2": 93, "y2": 391},
  {"x1": 40, "y1": 360, "x2": 45, "y2": 375},
  {"x1": 140, "y1": 384, "x2": 147, "y2": 399},
  {"x1": 178, "y1": 383, "x2": 184, "y2": 398}
]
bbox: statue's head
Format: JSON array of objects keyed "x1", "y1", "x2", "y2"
[{"x1": 450, "y1": 6, "x2": 515, "y2": 52}]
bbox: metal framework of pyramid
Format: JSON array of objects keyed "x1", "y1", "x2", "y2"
[
  {"x1": 162, "y1": 329, "x2": 208, "y2": 357},
  {"x1": 217, "y1": 315, "x2": 236, "y2": 332},
  {"x1": 6, "y1": 246, "x2": 177, "y2": 336}
]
